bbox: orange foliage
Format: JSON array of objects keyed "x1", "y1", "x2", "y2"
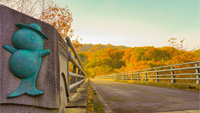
[
  {"x1": 40, "y1": 2, "x2": 82, "y2": 48},
  {"x1": 79, "y1": 44, "x2": 200, "y2": 78}
]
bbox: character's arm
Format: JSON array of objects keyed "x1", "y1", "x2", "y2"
[
  {"x1": 40, "y1": 49, "x2": 50, "y2": 57},
  {"x1": 3, "y1": 45, "x2": 17, "y2": 54}
]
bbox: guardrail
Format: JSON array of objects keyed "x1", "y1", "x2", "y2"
[
  {"x1": 96, "y1": 61, "x2": 200, "y2": 84},
  {"x1": 65, "y1": 37, "x2": 87, "y2": 94}
]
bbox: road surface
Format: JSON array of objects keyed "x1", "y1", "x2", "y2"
[{"x1": 90, "y1": 79, "x2": 200, "y2": 113}]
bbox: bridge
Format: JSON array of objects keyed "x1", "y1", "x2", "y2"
[
  {"x1": 91, "y1": 61, "x2": 200, "y2": 113},
  {"x1": 90, "y1": 79, "x2": 199, "y2": 113},
  {"x1": 0, "y1": 5, "x2": 199, "y2": 113}
]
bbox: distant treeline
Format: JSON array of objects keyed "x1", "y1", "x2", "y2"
[{"x1": 78, "y1": 44, "x2": 200, "y2": 78}]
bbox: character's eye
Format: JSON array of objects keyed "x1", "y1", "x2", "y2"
[{"x1": 26, "y1": 34, "x2": 35, "y2": 43}]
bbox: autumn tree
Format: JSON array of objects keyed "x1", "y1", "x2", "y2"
[
  {"x1": 40, "y1": 3, "x2": 72, "y2": 38},
  {"x1": 0, "y1": 0, "x2": 49, "y2": 18},
  {"x1": 168, "y1": 37, "x2": 185, "y2": 50},
  {"x1": 1, "y1": 0, "x2": 82, "y2": 48},
  {"x1": 39, "y1": 2, "x2": 82, "y2": 48},
  {"x1": 82, "y1": 47, "x2": 125, "y2": 77},
  {"x1": 80, "y1": 43, "x2": 199, "y2": 78},
  {"x1": 167, "y1": 37, "x2": 198, "y2": 64}
]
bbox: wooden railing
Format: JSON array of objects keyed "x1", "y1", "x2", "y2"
[{"x1": 96, "y1": 61, "x2": 200, "y2": 84}]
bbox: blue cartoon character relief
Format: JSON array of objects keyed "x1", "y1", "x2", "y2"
[{"x1": 3, "y1": 23, "x2": 50, "y2": 98}]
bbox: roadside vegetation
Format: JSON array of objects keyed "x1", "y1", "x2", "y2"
[{"x1": 87, "y1": 81, "x2": 105, "y2": 113}]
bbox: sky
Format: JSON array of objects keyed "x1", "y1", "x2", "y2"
[{"x1": 55, "y1": 0, "x2": 199, "y2": 50}]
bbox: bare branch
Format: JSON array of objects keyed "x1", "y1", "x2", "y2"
[{"x1": 27, "y1": 0, "x2": 39, "y2": 14}]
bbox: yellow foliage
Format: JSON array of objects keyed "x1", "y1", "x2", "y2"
[
  {"x1": 79, "y1": 44, "x2": 200, "y2": 78},
  {"x1": 39, "y1": 2, "x2": 82, "y2": 49}
]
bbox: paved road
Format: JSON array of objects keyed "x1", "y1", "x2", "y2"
[{"x1": 90, "y1": 79, "x2": 200, "y2": 113}]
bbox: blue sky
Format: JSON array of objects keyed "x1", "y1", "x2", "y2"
[{"x1": 56, "y1": 0, "x2": 199, "y2": 50}]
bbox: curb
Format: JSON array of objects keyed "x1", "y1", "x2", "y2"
[{"x1": 89, "y1": 81, "x2": 113, "y2": 113}]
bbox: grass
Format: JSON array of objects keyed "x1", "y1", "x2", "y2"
[
  {"x1": 87, "y1": 80, "x2": 105, "y2": 113},
  {"x1": 97, "y1": 78, "x2": 200, "y2": 91}
]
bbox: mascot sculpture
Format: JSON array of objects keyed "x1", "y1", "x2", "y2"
[{"x1": 4, "y1": 23, "x2": 50, "y2": 97}]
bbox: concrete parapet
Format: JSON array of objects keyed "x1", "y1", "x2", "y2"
[{"x1": 0, "y1": 5, "x2": 69, "y2": 113}]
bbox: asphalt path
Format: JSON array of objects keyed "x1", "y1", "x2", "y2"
[{"x1": 90, "y1": 79, "x2": 200, "y2": 113}]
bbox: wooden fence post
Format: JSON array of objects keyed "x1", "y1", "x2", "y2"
[
  {"x1": 127, "y1": 72, "x2": 129, "y2": 80},
  {"x1": 137, "y1": 72, "x2": 140, "y2": 81},
  {"x1": 155, "y1": 69, "x2": 159, "y2": 82},
  {"x1": 171, "y1": 66, "x2": 176, "y2": 83},
  {"x1": 195, "y1": 63, "x2": 200, "y2": 84},
  {"x1": 131, "y1": 73, "x2": 133, "y2": 81},
  {"x1": 145, "y1": 72, "x2": 148, "y2": 82}
]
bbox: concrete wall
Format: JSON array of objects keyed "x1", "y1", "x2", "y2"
[{"x1": 0, "y1": 5, "x2": 69, "y2": 113}]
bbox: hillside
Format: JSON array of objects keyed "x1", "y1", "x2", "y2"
[
  {"x1": 78, "y1": 43, "x2": 129, "y2": 52},
  {"x1": 77, "y1": 44, "x2": 200, "y2": 78}
]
